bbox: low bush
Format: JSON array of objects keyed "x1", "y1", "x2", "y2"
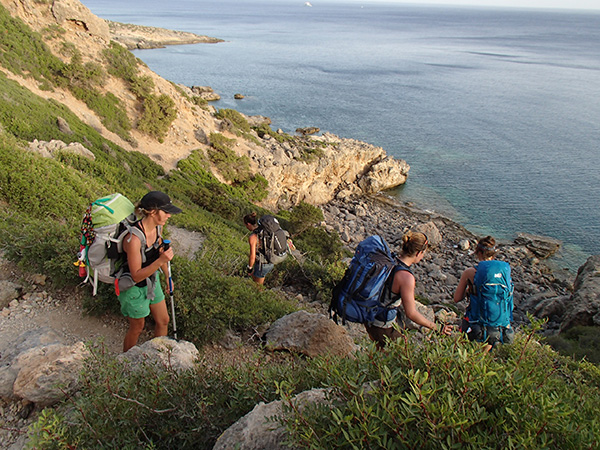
[
  {"x1": 164, "y1": 256, "x2": 297, "y2": 344},
  {"x1": 27, "y1": 343, "x2": 326, "y2": 450},
  {"x1": 281, "y1": 320, "x2": 600, "y2": 449},
  {"x1": 215, "y1": 108, "x2": 252, "y2": 133},
  {"x1": 545, "y1": 325, "x2": 600, "y2": 364},
  {"x1": 286, "y1": 201, "x2": 324, "y2": 235},
  {"x1": 137, "y1": 93, "x2": 177, "y2": 143}
]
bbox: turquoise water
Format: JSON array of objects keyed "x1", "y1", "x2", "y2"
[{"x1": 83, "y1": 0, "x2": 600, "y2": 270}]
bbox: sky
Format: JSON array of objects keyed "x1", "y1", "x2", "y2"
[{"x1": 350, "y1": 0, "x2": 600, "y2": 10}]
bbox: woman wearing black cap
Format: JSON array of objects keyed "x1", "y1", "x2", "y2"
[{"x1": 119, "y1": 191, "x2": 182, "y2": 352}]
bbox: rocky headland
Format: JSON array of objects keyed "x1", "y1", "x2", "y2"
[{"x1": 106, "y1": 20, "x2": 223, "y2": 49}]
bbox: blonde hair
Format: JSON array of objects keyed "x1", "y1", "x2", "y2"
[
  {"x1": 476, "y1": 236, "x2": 496, "y2": 259},
  {"x1": 401, "y1": 231, "x2": 428, "y2": 256}
]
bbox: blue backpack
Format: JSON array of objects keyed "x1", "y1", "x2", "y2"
[
  {"x1": 468, "y1": 260, "x2": 514, "y2": 328},
  {"x1": 330, "y1": 236, "x2": 407, "y2": 325}
]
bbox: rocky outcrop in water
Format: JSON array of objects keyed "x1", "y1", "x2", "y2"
[
  {"x1": 245, "y1": 132, "x2": 410, "y2": 209},
  {"x1": 560, "y1": 255, "x2": 600, "y2": 331}
]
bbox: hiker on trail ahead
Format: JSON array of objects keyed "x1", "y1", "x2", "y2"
[
  {"x1": 120, "y1": 191, "x2": 182, "y2": 352},
  {"x1": 243, "y1": 212, "x2": 274, "y2": 285},
  {"x1": 366, "y1": 231, "x2": 453, "y2": 348},
  {"x1": 454, "y1": 236, "x2": 515, "y2": 350}
]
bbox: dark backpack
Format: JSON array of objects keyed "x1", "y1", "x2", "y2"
[
  {"x1": 257, "y1": 215, "x2": 289, "y2": 264},
  {"x1": 467, "y1": 260, "x2": 514, "y2": 328},
  {"x1": 329, "y1": 235, "x2": 409, "y2": 325}
]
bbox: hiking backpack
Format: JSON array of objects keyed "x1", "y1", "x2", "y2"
[
  {"x1": 257, "y1": 215, "x2": 290, "y2": 265},
  {"x1": 467, "y1": 260, "x2": 514, "y2": 328},
  {"x1": 329, "y1": 235, "x2": 408, "y2": 325},
  {"x1": 76, "y1": 193, "x2": 149, "y2": 296}
]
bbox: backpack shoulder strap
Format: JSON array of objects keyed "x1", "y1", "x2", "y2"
[{"x1": 382, "y1": 261, "x2": 414, "y2": 306}]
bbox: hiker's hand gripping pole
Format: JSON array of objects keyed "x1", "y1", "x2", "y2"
[{"x1": 163, "y1": 240, "x2": 177, "y2": 339}]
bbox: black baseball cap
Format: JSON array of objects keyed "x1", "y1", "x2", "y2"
[{"x1": 140, "y1": 191, "x2": 182, "y2": 214}]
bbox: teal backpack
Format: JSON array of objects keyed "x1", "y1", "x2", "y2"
[{"x1": 467, "y1": 260, "x2": 514, "y2": 328}]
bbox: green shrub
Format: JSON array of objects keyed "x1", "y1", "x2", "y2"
[
  {"x1": 281, "y1": 321, "x2": 600, "y2": 449},
  {"x1": 71, "y1": 87, "x2": 132, "y2": 141},
  {"x1": 27, "y1": 343, "x2": 324, "y2": 450},
  {"x1": 137, "y1": 94, "x2": 177, "y2": 143},
  {"x1": 102, "y1": 41, "x2": 139, "y2": 81},
  {"x1": 545, "y1": 325, "x2": 600, "y2": 364},
  {"x1": 130, "y1": 74, "x2": 155, "y2": 99},
  {"x1": 287, "y1": 201, "x2": 324, "y2": 235},
  {"x1": 215, "y1": 108, "x2": 252, "y2": 133},
  {"x1": 294, "y1": 227, "x2": 344, "y2": 263},
  {"x1": 253, "y1": 123, "x2": 295, "y2": 144},
  {"x1": 207, "y1": 133, "x2": 253, "y2": 183},
  {"x1": 57, "y1": 52, "x2": 106, "y2": 90},
  {"x1": 167, "y1": 256, "x2": 296, "y2": 344},
  {"x1": 0, "y1": 5, "x2": 63, "y2": 83},
  {"x1": 237, "y1": 174, "x2": 269, "y2": 202}
]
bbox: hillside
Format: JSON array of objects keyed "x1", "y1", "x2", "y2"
[{"x1": 0, "y1": 0, "x2": 599, "y2": 449}]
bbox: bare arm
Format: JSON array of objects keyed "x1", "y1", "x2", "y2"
[
  {"x1": 248, "y1": 233, "x2": 258, "y2": 268},
  {"x1": 393, "y1": 270, "x2": 452, "y2": 335},
  {"x1": 123, "y1": 233, "x2": 173, "y2": 283},
  {"x1": 454, "y1": 267, "x2": 476, "y2": 303},
  {"x1": 394, "y1": 271, "x2": 437, "y2": 330}
]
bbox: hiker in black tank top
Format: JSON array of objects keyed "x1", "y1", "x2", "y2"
[
  {"x1": 119, "y1": 191, "x2": 182, "y2": 352},
  {"x1": 365, "y1": 231, "x2": 453, "y2": 348}
]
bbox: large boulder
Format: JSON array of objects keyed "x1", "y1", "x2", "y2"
[
  {"x1": 0, "y1": 328, "x2": 65, "y2": 400},
  {"x1": 12, "y1": 342, "x2": 88, "y2": 407},
  {"x1": 264, "y1": 311, "x2": 357, "y2": 357},
  {"x1": 0, "y1": 328, "x2": 88, "y2": 406},
  {"x1": 560, "y1": 255, "x2": 600, "y2": 331},
  {"x1": 213, "y1": 388, "x2": 330, "y2": 450},
  {"x1": 118, "y1": 336, "x2": 199, "y2": 371}
]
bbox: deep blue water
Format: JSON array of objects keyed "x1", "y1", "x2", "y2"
[{"x1": 83, "y1": 0, "x2": 600, "y2": 270}]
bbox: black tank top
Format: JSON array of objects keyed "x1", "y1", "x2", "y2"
[{"x1": 123, "y1": 221, "x2": 162, "y2": 287}]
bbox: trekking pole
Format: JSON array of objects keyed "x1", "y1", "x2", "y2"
[{"x1": 163, "y1": 240, "x2": 177, "y2": 339}]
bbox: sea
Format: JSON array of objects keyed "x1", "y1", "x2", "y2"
[{"x1": 82, "y1": 0, "x2": 600, "y2": 271}]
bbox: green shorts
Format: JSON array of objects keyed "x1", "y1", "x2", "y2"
[{"x1": 118, "y1": 280, "x2": 165, "y2": 319}]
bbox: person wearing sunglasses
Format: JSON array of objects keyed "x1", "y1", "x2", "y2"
[{"x1": 365, "y1": 231, "x2": 453, "y2": 348}]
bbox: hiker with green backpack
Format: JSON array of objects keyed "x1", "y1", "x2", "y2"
[
  {"x1": 454, "y1": 236, "x2": 515, "y2": 351},
  {"x1": 119, "y1": 191, "x2": 182, "y2": 352}
]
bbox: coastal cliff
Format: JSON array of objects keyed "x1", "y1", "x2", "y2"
[{"x1": 0, "y1": 0, "x2": 408, "y2": 207}]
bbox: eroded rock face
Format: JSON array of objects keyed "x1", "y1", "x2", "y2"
[
  {"x1": 561, "y1": 255, "x2": 600, "y2": 331},
  {"x1": 254, "y1": 133, "x2": 410, "y2": 209},
  {"x1": 264, "y1": 311, "x2": 357, "y2": 357},
  {"x1": 52, "y1": 0, "x2": 110, "y2": 40}
]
